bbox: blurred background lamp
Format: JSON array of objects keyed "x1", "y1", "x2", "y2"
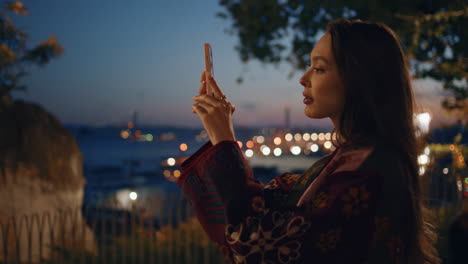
[
  {"x1": 274, "y1": 137, "x2": 282, "y2": 145},
  {"x1": 261, "y1": 146, "x2": 271, "y2": 156},
  {"x1": 273, "y1": 148, "x2": 282, "y2": 156},
  {"x1": 310, "y1": 144, "x2": 319, "y2": 152},
  {"x1": 129, "y1": 191, "x2": 137, "y2": 200},
  {"x1": 245, "y1": 149, "x2": 254, "y2": 157},
  {"x1": 415, "y1": 112, "x2": 431, "y2": 135},
  {"x1": 167, "y1": 158, "x2": 176, "y2": 166},
  {"x1": 290, "y1": 146, "x2": 301, "y2": 155}
]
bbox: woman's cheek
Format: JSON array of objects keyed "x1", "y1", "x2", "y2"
[{"x1": 311, "y1": 80, "x2": 324, "y2": 99}]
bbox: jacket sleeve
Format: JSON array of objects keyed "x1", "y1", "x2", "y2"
[{"x1": 177, "y1": 140, "x2": 387, "y2": 263}]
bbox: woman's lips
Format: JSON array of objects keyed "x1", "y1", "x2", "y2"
[
  {"x1": 303, "y1": 97, "x2": 313, "y2": 104},
  {"x1": 303, "y1": 92, "x2": 313, "y2": 104}
]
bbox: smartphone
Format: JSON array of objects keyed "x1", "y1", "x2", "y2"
[
  {"x1": 204, "y1": 42, "x2": 214, "y2": 76},
  {"x1": 203, "y1": 43, "x2": 214, "y2": 94}
]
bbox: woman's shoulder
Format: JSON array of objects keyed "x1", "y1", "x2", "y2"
[
  {"x1": 356, "y1": 144, "x2": 411, "y2": 208},
  {"x1": 359, "y1": 144, "x2": 404, "y2": 175},
  {"x1": 330, "y1": 143, "x2": 405, "y2": 185},
  {"x1": 333, "y1": 143, "x2": 401, "y2": 171},
  {"x1": 321, "y1": 143, "x2": 376, "y2": 176}
]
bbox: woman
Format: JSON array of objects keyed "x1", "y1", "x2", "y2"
[{"x1": 179, "y1": 18, "x2": 441, "y2": 263}]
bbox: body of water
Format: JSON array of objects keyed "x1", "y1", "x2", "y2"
[{"x1": 70, "y1": 126, "x2": 324, "y2": 209}]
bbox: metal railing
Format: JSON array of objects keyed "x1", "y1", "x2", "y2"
[{"x1": 0, "y1": 193, "x2": 228, "y2": 264}]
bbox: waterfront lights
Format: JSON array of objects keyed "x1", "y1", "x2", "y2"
[
  {"x1": 237, "y1": 141, "x2": 243, "y2": 148},
  {"x1": 256, "y1": 136, "x2": 265, "y2": 144},
  {"x1": 285, "y1": 133, "x2": 293, "y2": 142},
  {"x1": 310, "y1": 144, "x2": 319, "y2": 152},
  {"x1": 167, "y1": 158, "x2": 176, "y2": 166},
  {"x1": 121, "y1": 130, "x2": 130, "y2": 139},
  {"x1": 180, "y1": 143, "x2": 188, "y2": 151},
  {"x1": 318, "y1": 133, "x2": 325, "y2": 141},
  {"x1": 418, "y1": 154, "x2": 429, "y2": 165},
  {"x1": 311, "y1": 133, "x2": 318, "y2": 141},
  {"x1": 294, "y1": 133, "x2": 302, "y2": 141},
  {"x1": 290, "y1": 146, "x2": 302, "y2": 155},
  {"x1": 261, "y1": 146, "x2": 271, "y2": 156},
  {"x1": 245, "y1": 149, "x2": 254, "y2": 157},
  {"x1": 303, "y1": 133, "x2": 310, "y2": 141},
  {"x1": 129, "y1": 192, "x2": 138, "y2": 200},
  {"x1": 325, "y1": 133, "x2": 331, "y2": 140},
  {"x1": 135, "y1": 130, "x2": 142, "y2": 138},
  {"x1": 173, "y1": 170, "x2": 181, "y2": 178},
  {"x1": 274, "y1": 137, "x2": 282, "y2": 145},
  {"x1": 246, "y1": 141, "x2": 254, "y2": 148},
  {"x1": 146, "y1": 134, "x2": 154, "y2": 142},
  {"x1": 324, "y1": 141, "x2": 332, "y2": 149},
  {"x1": 274, "y1": 148, "x2": 282, "y2": 156}
]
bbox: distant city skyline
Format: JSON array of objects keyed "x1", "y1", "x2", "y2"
[{"x1": 11, "y1": 0, "x2": 458, "y2": 130}]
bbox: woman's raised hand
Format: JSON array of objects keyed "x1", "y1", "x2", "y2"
[{"x1": 191, "y1": 70, "x2": 236, "y2": 145}]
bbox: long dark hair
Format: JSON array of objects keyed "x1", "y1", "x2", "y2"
[{"x1": 326, "y1": 18, "x2": 440, "y2": 263}]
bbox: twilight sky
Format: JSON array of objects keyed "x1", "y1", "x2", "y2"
[{"x1": 11, "y1": 0, "x2": 457, "y2": 130}]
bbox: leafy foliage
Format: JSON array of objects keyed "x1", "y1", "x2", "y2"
[
  {"x1": 0, "y1": 1, "x2": 63, "y2": 105},
  {"x1": 217, "y1": 0, "x2": 467, "y2": 122}
]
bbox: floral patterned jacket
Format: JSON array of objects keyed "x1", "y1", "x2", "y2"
[{"x1": 177, "y1": 140, "x2": 410, "y2": 264}]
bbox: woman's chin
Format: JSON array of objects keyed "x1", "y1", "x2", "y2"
[
  {"x1": 304, "y1": 106, "x2": 315, "y2": 118},
  {"x1": 304, "y1": 106, "x2": 325, "y2": 119}
]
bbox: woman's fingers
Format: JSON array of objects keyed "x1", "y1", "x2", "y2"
[
  {"x1": 200, "y1": 70, "x2": 206, "y2": 83},
  {"x1": 198, "y1": 81, "x2": 207, "y2": 95},
  {"x1": 192, "y1": 103, "x2": 207, "y2": 115},
  {"x1": 193, "y1": 101, "x2": 215, "y2": 113},
  {"x1": 199, "y1": 70, "x2": 208, "y2": 95},
  {"x1": 195, "y1": 71, "x2": 232, "y2": 114},
  {"x1": 193, "y1": 95, "x2": 224, "y2": 108},
  {"x1": 207, "y1": 75, "x2": 223, "y2": 98}
]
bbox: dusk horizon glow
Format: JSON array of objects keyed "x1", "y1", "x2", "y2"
[{"x1": 11, "y1": 0, "x2": 458, "y2": 130}]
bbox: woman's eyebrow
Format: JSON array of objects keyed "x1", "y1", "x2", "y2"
[{"x1": 311, "y1": 55, "x2": 329, "y2": 64}]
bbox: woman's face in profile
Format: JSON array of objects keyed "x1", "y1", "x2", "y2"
[{"x1": 299, "y1": 32, "x2": 345, "y2": 126}]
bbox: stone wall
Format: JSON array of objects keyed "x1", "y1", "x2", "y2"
[{"x1": 0, "y1": 100, "x2": 97, "y2": 262}]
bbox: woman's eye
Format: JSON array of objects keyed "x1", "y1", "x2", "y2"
[{"x1": 313, "y1": 68, "x2": 324, "y2": 73}]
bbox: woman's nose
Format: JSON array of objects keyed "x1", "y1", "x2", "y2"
[{"x1": 299, "y1": 76, "x2": 309, "y2": 87}]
